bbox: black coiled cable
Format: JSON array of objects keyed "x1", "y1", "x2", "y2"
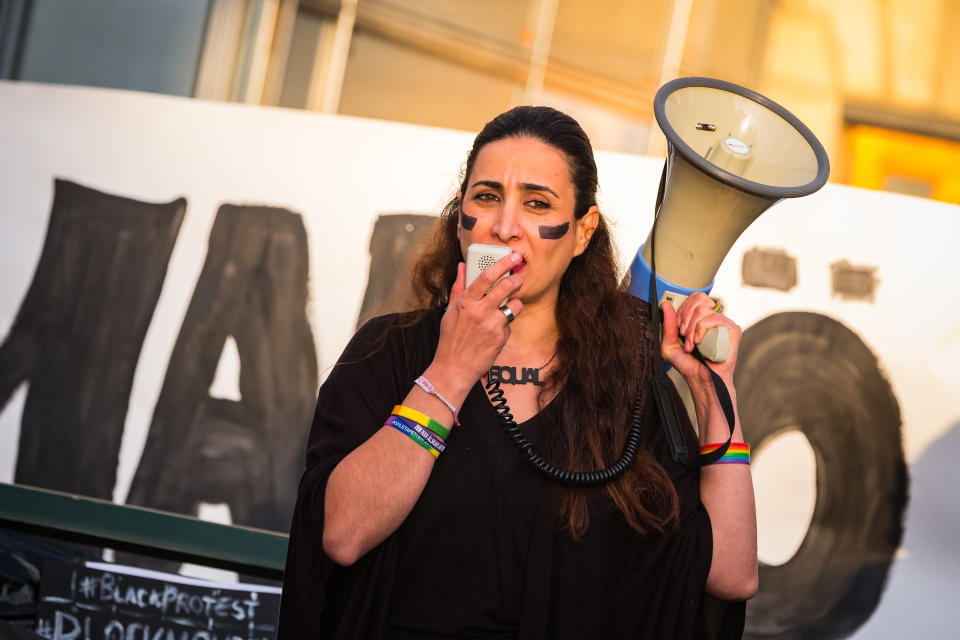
[{"x1": 485, "y1": 376, "x2": 646, "y2": 487}]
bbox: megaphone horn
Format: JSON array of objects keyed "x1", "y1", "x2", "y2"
[{"x1": 628, "y1": 77, "x2": 830, "y2": 361}]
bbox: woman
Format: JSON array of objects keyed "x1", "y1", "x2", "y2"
[{"x1": 279, "y1": 106, "x2": 757, "y2": 639}]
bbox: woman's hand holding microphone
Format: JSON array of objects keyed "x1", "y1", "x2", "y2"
[{"x1": 424, "y1": 252, "x2": 523, "y2": 401}]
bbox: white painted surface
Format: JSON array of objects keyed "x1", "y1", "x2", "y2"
[{"x1": 0, "y1": 81, "x2": 957, "y2": 637}]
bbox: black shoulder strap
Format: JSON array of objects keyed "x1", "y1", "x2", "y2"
[{"x1": 648, "y1": 164, "x2": 736, "y2": 467}]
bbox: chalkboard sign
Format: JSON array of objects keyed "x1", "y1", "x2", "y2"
[{"x1": 34, "y1": 560, "x2": 281, "y2": 640}]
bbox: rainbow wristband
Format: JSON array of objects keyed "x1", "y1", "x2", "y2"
[
  {"x1": 392, "y1": 404, "x2": 451, "y2": 440},
  {"x1": 699, "y1": 442, "x2": 750, "y2": 465},
  {"x1": 386, "y1": 416, "x2": 440, "y2": 459}
]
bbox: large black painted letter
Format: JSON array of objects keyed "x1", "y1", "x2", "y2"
[
  {"x1": 737, "y1": 312, "x2": 908, "y2": 639},
  {"x1": 126, "y1": 205, "x2": 317, "y2": 532},
  {"x1": 0, "y1": 179, "x2": 185, "y2": 498},
  {"x1": 356, "y1": 213, "x2": 438, "y2": 327}
]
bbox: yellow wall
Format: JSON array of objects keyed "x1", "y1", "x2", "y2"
[{"x1": 846, "y1": 125, "x2": 960, "y2": 204}]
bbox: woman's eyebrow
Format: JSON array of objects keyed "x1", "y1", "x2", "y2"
[
  {"x1": 470, "y1": 180, "x2": 559, "y2": 199},
  {"x1": 471, "y1": 180, "x2": 503, "y2": 191},
  {"x1": 520, "y1": 182, "x2": 559, "y2": 198}
]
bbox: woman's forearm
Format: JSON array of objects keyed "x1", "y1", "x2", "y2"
[
  {"x1": 690, "y1": 379, "x2": 759, "y2": 601},
  {"x1": 321, "y1": 364, "x2": 471, "y2": 566},
  {"x1": 323, "y1": 258, "x2": 523, "y2": 565}
]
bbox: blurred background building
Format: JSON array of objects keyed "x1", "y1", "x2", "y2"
[{"x1": 1, "y1": 0, "x2": 958, "y2": 203}]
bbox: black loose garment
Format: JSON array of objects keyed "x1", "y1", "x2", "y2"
[{"x1": 278, "y1": 310, "x2": 721, "y2": 639}]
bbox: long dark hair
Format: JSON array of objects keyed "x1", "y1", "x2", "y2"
[{"x1": 412, "y1": 106, "x2": 678, "y2": 538}]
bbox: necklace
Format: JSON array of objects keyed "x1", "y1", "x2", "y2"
[{"x1": 488, "y1": 352, "x2": 557, "y2": 386}]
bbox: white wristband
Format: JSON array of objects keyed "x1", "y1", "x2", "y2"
[{"x1": 414, "y1": 375, "x2": 460, "y2": 426}]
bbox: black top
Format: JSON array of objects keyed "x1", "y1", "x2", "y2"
[{"x1": 278, "y1": 310, "x2": 731, "y2": 639}]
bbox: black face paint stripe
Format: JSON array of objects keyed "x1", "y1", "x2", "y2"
[
  {"x1": 538, "y1": 222, "x2": 569, "y2": 239},
  {"x1": 460, "y1": 211, "x2": 477, "y2": 230}
]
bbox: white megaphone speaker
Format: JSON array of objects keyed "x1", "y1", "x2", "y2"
[{"x1": 629, "y1": 77, "x2": 830, "y2": 361}]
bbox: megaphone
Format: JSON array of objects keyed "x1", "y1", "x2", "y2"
[{"x1": 628, "y1": 77, "x2": 830, "y2": 361}]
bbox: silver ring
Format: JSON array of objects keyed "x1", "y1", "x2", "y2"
[{"x1": 500, "y1": 306, "x2": 515, "y2": 324}]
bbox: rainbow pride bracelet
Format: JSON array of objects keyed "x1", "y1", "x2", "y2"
[
  {"x1": 385, "y1": 416, "x2": 440, "y2": 459},
  {"x1": 699, "y1": 442, "x2": 750, "y2": 465},
  {"x1": 391, "y1": 404, "x2": 451, "y2": 440}
]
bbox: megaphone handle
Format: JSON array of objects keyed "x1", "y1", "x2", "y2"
[
  {"x1": 660, "y1": 293, "x2": 729, "y2": 363},
  {"x1": 693, "y1": 326, "x2": 729, "y2": 363}
]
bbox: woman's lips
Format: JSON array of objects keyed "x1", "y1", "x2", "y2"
[{"x1": 513, "y1": 259, "x2": 527, "y2": 273}]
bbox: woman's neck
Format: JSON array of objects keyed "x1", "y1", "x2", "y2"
[{"x1": 498, "y1": 299, "x2": 559, "y2": 363}]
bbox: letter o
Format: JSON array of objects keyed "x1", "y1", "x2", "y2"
[{"x1": 736, "y1": 312, "x2": 907, "y2": 639}]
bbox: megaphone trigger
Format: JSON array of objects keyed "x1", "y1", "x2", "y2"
[{"x1": 659, "y1": 292, "x2": 730, "y2": 363}]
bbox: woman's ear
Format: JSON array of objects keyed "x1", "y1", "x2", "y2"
[{"x1": 573, "y1": 206, "x2": 600, "y2": 257}]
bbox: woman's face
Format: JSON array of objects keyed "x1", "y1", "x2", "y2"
[{"x1": 457, "y1": 136, "x2": 598, "y2": 308}]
